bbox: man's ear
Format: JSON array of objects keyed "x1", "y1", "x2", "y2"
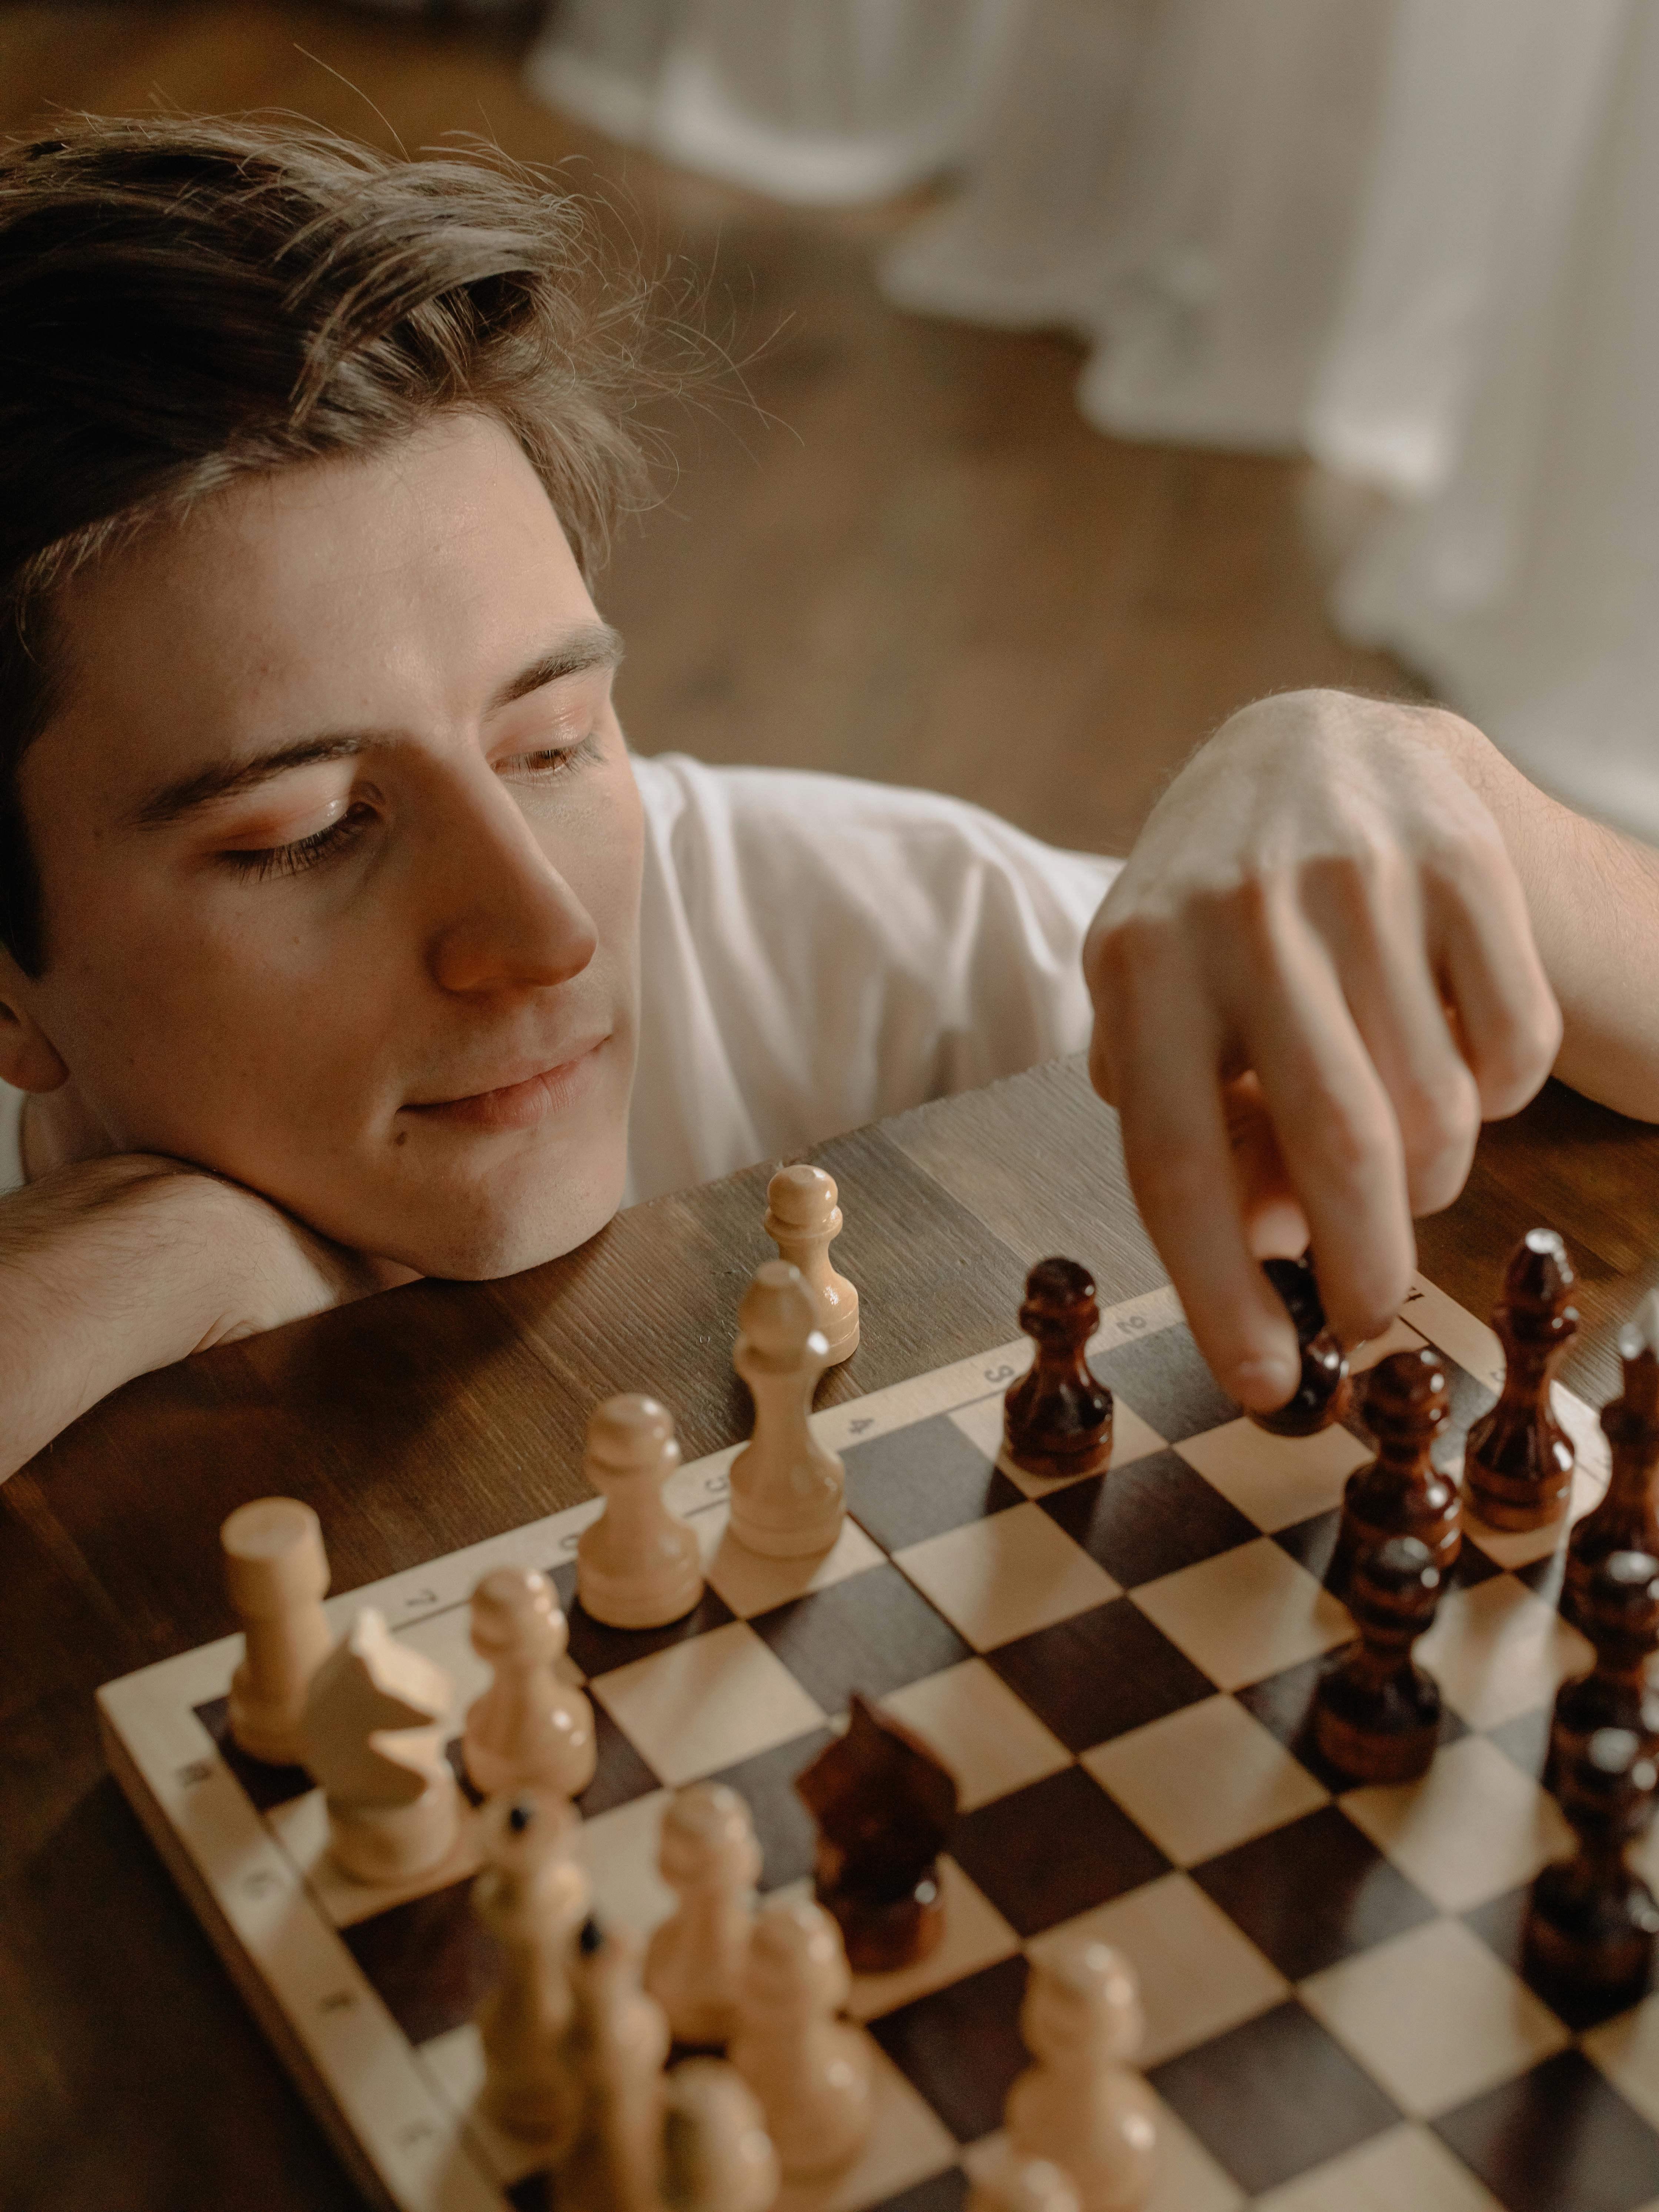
[{"x1": 0, "y1": 945, "x2": 69, "y2": 1093}]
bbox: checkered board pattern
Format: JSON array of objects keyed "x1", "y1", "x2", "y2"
[{"x1": 98, "y1": 1268, "x2": 1659, "y2": 2212}]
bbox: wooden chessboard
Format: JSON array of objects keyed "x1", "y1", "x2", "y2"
[{"x1": 99, "y1": 1268, "x2": 1659, "y2": 2212}]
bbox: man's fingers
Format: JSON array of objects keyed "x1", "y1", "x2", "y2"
[{"x1": 1433, "y1": 869, "x2": 1562, "y2": 1117}]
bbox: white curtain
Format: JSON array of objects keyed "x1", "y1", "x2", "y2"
[{"x1": 527, "y1": 0, "x2": 1659, "y2": 844}]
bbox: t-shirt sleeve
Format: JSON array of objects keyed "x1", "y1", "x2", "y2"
[{"x1": 625, "y1": 753, "x2": 1120, "y2": 1201}]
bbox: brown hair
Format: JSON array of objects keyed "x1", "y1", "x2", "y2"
[{"x1": 0, "y1": 113, "x2": 677, "y2": 972}]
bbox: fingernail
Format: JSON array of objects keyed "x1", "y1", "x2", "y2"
[{"x1": 1235, "y1": 1354, "x2": 1296, "y2": 1409}]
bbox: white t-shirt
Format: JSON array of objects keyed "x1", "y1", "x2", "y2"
[{"x1": 0, "y1": 754, "x2": 1119, "y2": 1205}]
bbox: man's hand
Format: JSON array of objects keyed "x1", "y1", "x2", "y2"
[
  {"x1": 0, "y1": 1157, "x2": 411, "y2": 1483},
  {"x1": 1084, "y1": 690, "x2": 1562, "y2": 1412}
]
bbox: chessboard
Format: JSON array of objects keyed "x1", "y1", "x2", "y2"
[{"x1": 97, "y1": 1265, "x2": 1659, "y2": 2212}]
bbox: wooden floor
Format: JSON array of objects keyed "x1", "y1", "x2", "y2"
[{"x1": 1, "y1": 0, "x2": 1410, "y2": 857}]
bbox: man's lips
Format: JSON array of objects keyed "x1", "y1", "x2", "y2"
[{"x1": 400, "y1": 1038, "x2": 610, "y2": 1133}]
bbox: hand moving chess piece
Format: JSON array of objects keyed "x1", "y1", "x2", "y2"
[
  {"x1": 1524, "y1": 1725, "x2": 1659, "y2": 1996},
  {"x1": 1548, "y1": 1550, "x2": 1659, "y2": 1791},
  {"x1": 729, "y1": 1261, "x2": 845, "y2": 1558},
  {"x1": 577, "y1": 1394, "x2": 704, "y2": 1629},
  {"x1": 1565, "y1": 1293, "x2": 1659, "y2": 1626},
  {"x1": 1003, "y1": 1258, "x2": 1113, "y2": 1481},
  {"x1": 1465, "y1": 1228, "x2": 1579, "y2": 1531},
  {"x1": 472, "y1": 1791, "x2": 590, "y2": 2149},
  {"x1": 766, "y1": 1163, "x2": 859, "y2": 1364},
  {"x1": 729, "y1": 1898, "x2": 873, "y2": 2179},
  {"x1": 1250, "y1": 1254, "x2": 1352, "y2": 1438},
  {"x1": 1313, "y1": 1535, "x2": 1444, "y2": 1782},
  {"x1": 795, "y1": 1693, "x2": 958, "y2": 1972},
  {"x1": 222, "y1": 1497, "x2": 333, "y2": 1766},
  {"x1": 557, "y1": 1919, "x2": 672, "y2": 2212},
  {"x1": 661, "y1": 2058, "x2": 780, "y2": 2212},
  {"x1": 1006, "y1": 1937, "x2": 1157, "y2": 2212},
  {"x1": 645, "y1": 1782, "x2": 761, "y2": 2045},
  {"x1": 968, "y1": 2143, "x2": 1082, "y2": 2212},
  {"x1": 463, "y1": 1567, "x2": 596, "y2": 1802},
  {"x1": 299, "y1": 1608, "x2": 460, "y2": 1884},
  {"x1": 1327, "y1": 1347, "x2": 1459, "y2": 1598}
]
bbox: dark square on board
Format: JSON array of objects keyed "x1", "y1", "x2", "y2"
[
  {"x1": 1191, "y1": 1805, "x2": 1438, "y2": 1983},
  {"x1": 193, "y1": 1695, "x2": 313, "y2": 1815},
  {"x1": 869, "y1": 1954, "x2": 1030, "y2": 2144},
  {"x1": 550, "y1": 1567, "x2": 735, "y2": 1680},
  {"x1": 872, "y1": 2175, "x2": 970, "y2": 2212},
  {"x1": 342, "y1": 1877, "x2": 501, "y2": 2048},
  {"x1": 1041, "y1": 1449, "x2": 1256, "y2": 1589},
  {"x1": 1092, "y1": 1324, "x2": 1238, "y2": 1444},
  {"x1": 841, "y1": 1413, "x2": 1023, "y2": 1554},
  {"x1": 1273, "y1": 1507, "x2": 1343, "y2": 1584},
  {"x1": 705, "y1": 1725, "x2": 836, "y2": 1894},
  {"x1": 988, "y1": 1598, "x2": 1213, "y2": 1753},
  {"x1": 1149, "y1": 1998, "x2": 1400, "y2": 2198},
  {"x1": 750, "y1": 1564, "x2": 971, "y2": 1713},
  {"x1": 575, "y1": 1701, "x2": 661, "y2": 1818},
  {"x1": 1485, "y1": 1706, "x2": 1556, "y2": 1794},
  {"x1": 951, "y1": 1765, "x2": 1168, "y2": 1938},
  {"x1": 1463, "y1": 1883, "x2": 1657, "y2": 2034},
  {"x1": 1236, "y1": 1649, "x2": 1465, "y2": 1794},
  {"x1": 1432, "y1": 2048, "x2": 1659, "y2": 2212}
]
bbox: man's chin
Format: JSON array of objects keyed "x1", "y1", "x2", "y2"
[{"x1": 364, "y1": 1161, "x2": 628, "y2": 1281}]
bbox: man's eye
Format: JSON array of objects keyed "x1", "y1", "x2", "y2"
[
  {"x1": 220, "y1": 804, "x2": 374, "y2": 884},
  {"x1": 502, "y1": 733, "x2": 601, "y2": 780}
]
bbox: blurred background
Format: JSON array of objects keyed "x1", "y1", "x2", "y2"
[{"x1": 5, "y1": 0, "x2": 1654, "y2": 858}]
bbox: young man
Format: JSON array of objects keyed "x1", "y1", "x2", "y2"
[{"x1": 1, "y1": 117, "x2": 1656, "y2": 1485}]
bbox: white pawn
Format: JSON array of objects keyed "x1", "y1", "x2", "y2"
[
  {"x1": 222, "y1": 1497, "x2": 333, "y2": 1766},
  {"x1": 645, "y1": 1783, "x2": 761, "y2": 2045},
  {"x1": 1007, "y1": 1939, "x2": 1157, "y2": 2212},
  {"x1": 472, "y1": 1790, "x2": 591, "y2": 2150},
  {"x1": 577, "y1": 1395, "x2": 704, "y2": 1629},
  {"x1": 969, "y1": 2143, "x2": 1082, "y2": 2212},
  {"x1": 463, "y1": 1567, "x2": 597, "y2": 1801},
  {"x1": 730, "y1": 1262, "x2": 845, "y2": 1559},
  {"x1": 662, "y1": 2058, "x2": 780, "y2": 2212},
  {"x1": 300, "y1": 1608, "x2": 460, "y2": 1884},
  {"x1": 557, "y1": 1922, "x2": 672, "y2": 2212},
  {"x1": 729, "y1": 1897, "x2": 872, "y2": 2179},
  {"x1": 766, "y1": 1164, "x2": 860, "y2": 1364}
]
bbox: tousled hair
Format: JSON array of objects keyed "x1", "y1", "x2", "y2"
[{"x1": 0, "y1": 113, "x2": 681, "y2": 972}]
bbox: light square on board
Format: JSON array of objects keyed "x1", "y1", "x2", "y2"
[
  {"x1": 1348, "y1": 1317, "x2": 1429, "y2": 1375},
  {"x1": 1176, "y1": 1419, "x2": 1371, "y2": 1537},
  {"x1": 578, "y1": 1787, "x2": 676, "y2": 1939},
  {"x1": 965, "y1": 2109, "x2": 1246, "y2": 2212},
  {"x1": 788, "y1": 2039, "x2": 960, "y2": 2212},
  {"x1": 1340, "y1": 1736, "x2": 1573, "y2": 1914},
  {"x1": 1416, "y1": 1572, "x2": 1593, "y2": 1731},
  {"x1": 879, "y1": 1659, "x2": 1070, "y2": 1813},
  {"x1": 703, "y1": 1514, "x2": 885, "y2": 1619},
  {"x1": 1464, "y1": 1446, "x2": 1609, "y2": 1572},
  {"x1": 1250, "y1": 2120, "x2": 1506, "y2": 2212},
  {"x1": 265, "y1": 1787, "x2": 483, "y2": 1931},
  {"x1": 1131, "y1": 1540, "x2": 1353, "y2": 1693},
  {"x1": 1082, "y1": 1695, "x2": 1328, "y2": 1867},
  {"x1": 590, "y1": 1619, "x2": 826, "y2": 1788},
  {"x1": 894, "y1": 1503, "x2": 1119, "y2": 1652},
  {"x1": 1298, "y1": 1918, "x2": 1568, "y2": 2120},
  {"x1": 1027, "y1": 1869, "x2": 1287, "y2": 2067}
]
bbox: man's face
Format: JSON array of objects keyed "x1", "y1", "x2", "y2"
[{"x1": 8, "y1": 412, "x2": 644, "y2": 1275}]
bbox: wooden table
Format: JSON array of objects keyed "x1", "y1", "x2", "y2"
[{"x1": 3, "y1": 1056, "x2": 1658, "y2": 2212}]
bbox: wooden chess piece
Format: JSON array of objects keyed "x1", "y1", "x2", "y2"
[
  {"x1": 1547, "y1": 1551, "x2": 1659, "y2": 1792},
  {"x1": 968, "y1": 2143, "x2": 1083, "y2": 2212},
  {"x1": 795, "y1": 1692, "x2": 958, "y2": 1973},
  {"x1": 645, "y1": 1782, "x2": 761, "y2": 2045},
  {"x1": 729, "y1": 1898, "x2": 873, "y2": 2179},
  {"x1": 1312, "y1": 1535, "x2": 1445, "y2": 1783},
  {"x1": 463, "y1": 1567, "x2": 596, "y2": 1802},
  {"x1": 1003, "y1": 1258, "x2": 1113, "y2": 1481},
  {"x1": 1564, "y1": 1293, "x2": 1659, "y2": 1627},
  {"x1": 661, "y1": 2057, "x2": 780, "y2": 2212},
  {"x1": 1524, "y1": 1725, "x2": 1659, "y2": 1996},
  {"x1": 1005, "y1": 1936, "x2": 1157, "y2": 2212},
  {"x1": 766, "y1": 1163, "x2": 859, "y2": 1364},
  {"x1": 577, "y1": 1394, "x2": 704, "y2": 1629},
  {"x1": 556, "y1": 1919, "x2": 672, "y2": 2212},
  {"x1": 1465, "y1": 1228, "x2": 1580, "y2": 1531},
  {"x1": 299, "y1": 1608, "x2": 460, "y2": 1884},
  {"x1": 1326, "y1": 1347, "x2": 1460, "y2": 1598},
  {"x1": 729, "y1": 1260, "x2": 845, "y2": 1558},
  {"x1": 222, "y1": 1496, "x2": 333, "y2": 1766},
  {"x1": 1250, "y1": 1254, "x2": 1352, "y2": 1438},
  {"x1": 472, "y1": 1791, "x2": 590, "y2": 2149}
]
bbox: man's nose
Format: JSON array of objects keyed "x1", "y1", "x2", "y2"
[{"x1": 424, "y1": 781, "x2": 599, "y2": 997}]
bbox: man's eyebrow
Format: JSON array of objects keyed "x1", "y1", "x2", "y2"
[{"x1": 127, "y1": 623, "x2": 626, "y2": 830}]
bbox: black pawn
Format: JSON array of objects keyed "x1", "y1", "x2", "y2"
[
  {"x1": 1313, "y1": 1535, "x2": 1444, "y2": 1783},
  {"x1": 1465, "y1": 1228, "x2": 1579, "y2": 1532},
  {"x1": 1251, "y1": 1254, "x2": 1352, "y2": 1438},
  {"x1": 1525, "y1": 1726, "x2": 1659, "y2": 1998},
  {"x1": 1327, "y1": 1347, "x2": 1460, "y2": 1599},
  {"x1": 1548, "y1": 1551, "x2": 1659, "y2": 1792},
  {"x1": 1002, "y1": 1257, "x2": 1113, "y2": 1481}
]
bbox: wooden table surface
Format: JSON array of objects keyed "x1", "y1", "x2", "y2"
[{"x1": 3, "y1": 1055, "x2": 1658, "y2": 2212}]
